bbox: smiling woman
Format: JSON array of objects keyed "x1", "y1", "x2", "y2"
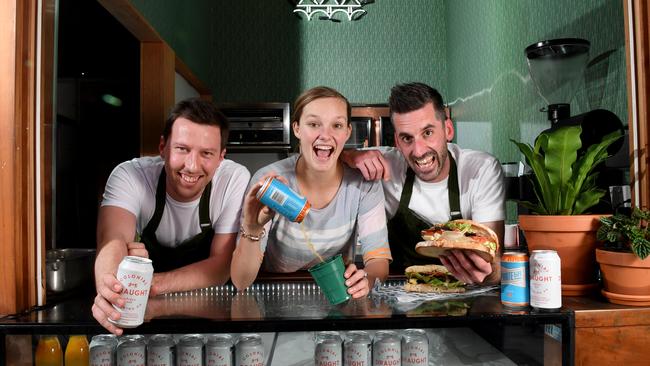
[{"x1": 231, "y1": 86, "x2": 392, "y2": 299}]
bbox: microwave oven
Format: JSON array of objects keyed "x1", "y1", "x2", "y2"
[{"x1": 348, "y1": 105, "x2": 393, "y2": 148}]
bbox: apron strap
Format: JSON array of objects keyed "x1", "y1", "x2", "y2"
[{"x1": 448, "y1": 156, "x2": 462, "y2": 220}]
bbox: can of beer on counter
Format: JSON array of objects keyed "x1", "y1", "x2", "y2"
[
  {"x1": 110, "y1": 256, "x2": 153, "y2": 328},
  {"x1": 177, "y1": 334, "x2": 205, "y2": 366},
  {"x1": 89, "y1": 334, "x2": 117, "y2": 366},
  {"x1": 530, "y1": 249, "x2": 562, "y2": 311},
  {"x1": 501, "y1": 251, "x2": 530, "y2": 308},
  {"x1": 235, "y1": 334, "x2": 265, "y2": 366},
  {"x1": 116, "y1": 334, "x2": 146, "y2": 366},
  {"x1": 314, "y1": 331, "x2": 342, "y2": 366},
  {"x1": 256, "y1": 176, "x2": 310, "y2": 222},
  {"x1": 206, "y1": 334, "x2": 233, "y2": 366},
  {"x1": 147, "y1": 334, "x2": 175, "y2": 366},
  {"x1": 344, "y1": 331, "x2": 371, "y2": 366},
  {"x1": 401, "y1": 329, "x2": 428, "y2": 366},
  {"x1": 372, "y1": 330, "x2": 401, "y2": 366}
]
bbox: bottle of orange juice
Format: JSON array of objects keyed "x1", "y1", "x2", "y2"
[
  {"x1": 34, "y1": 335, "x2": 63, "y2": 366},
  {"x1": 64, "y1": 335, "x2": 89, "y2": 366}
]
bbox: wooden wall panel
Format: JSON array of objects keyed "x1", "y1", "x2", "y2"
[
  {"x1": 40, "y1": 0, "x2": 56, "y2": 304},
  {"x1": 97, "y1": 0, "x2": 161, "y2": 42},
  {"x1": 626, "y1": 0, "x2": 650, "y2": 207},
  {"x1": 141, "y1": 42, "x2": 175, "y2": 156},
  {"x1": 0, "y1": 0, "x2": 38, "y2": 315},
  {"x1": 575, "y1": 325, "x2": 650, "y2": 366}
]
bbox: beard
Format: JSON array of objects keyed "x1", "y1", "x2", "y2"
[{"x1": 408, "y1": 148, "x2": 448, "y2": 182}]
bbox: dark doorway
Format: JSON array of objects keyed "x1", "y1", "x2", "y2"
[{"x1": 54, "y1": 0, "x2": 140, "y2": 249}]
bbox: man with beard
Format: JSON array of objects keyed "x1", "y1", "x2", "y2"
[
  {"x1": 342, "y1": 82, "x2": 504, "y2": 284},
  {"x1": 92, "y1": 98, "x2": 250, "y2": 334}
]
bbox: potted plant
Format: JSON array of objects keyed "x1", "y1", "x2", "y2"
[
  {"x1": 596, "y1": 208, "x2": 650, "y2": 306},
  {"x1": 512, "y1": 125, "x2": 622, "y2": 296}
]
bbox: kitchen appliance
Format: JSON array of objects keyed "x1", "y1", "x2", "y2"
[
  {"x1": 523, "y1": 38, "x2": 628, "y2": 211},
  {"x1": 526, "y1": 38, "x2": 591, "y2": 124},
  {"x1": 218, "y1": 103, "x2": 292, "y2": 174},
  {"x1": 46, "y1": 248, "x2": 96, "y2": 294},
  {"x1": 350, "y1": 105, "x2": 393, "y2": 147},
  {"x1": 218, "y1": 102, "x2": 291, "y2": 150}
]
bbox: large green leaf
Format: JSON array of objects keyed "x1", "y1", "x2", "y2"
[
  {"x1": 512, "y1": 126, "x2": 623, "y2": 215},
  {"x1": 573, "y1": 188, "x2": 606, "y2": 215},
  {"x1": 511, "y1": 140, "x2": 558, "y2": 213},
  {"x1": 541, "y1": 126, "x2": 581, "y2": 190}
]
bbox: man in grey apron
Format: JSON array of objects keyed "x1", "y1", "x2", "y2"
[
  {"x1": 92, "y1": 99, "x2": 250, "y2": 335},
  {"x1": 343, "y1": 83, "x2": 505, "y2": 285}
]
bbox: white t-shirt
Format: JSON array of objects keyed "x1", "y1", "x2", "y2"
[
  {"x1": 245, "y1": 154, "x2": 392, "y2": 272},
  {"x1": 101, "y1": 156, "x2": 250, "y2": 247},
  {"x1": 382, "y1": 143, "x2": 505, "y2": 225}
]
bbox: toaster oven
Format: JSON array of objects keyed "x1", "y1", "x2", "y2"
[{"x1": 218, "y1": 102, "x2": 291, "y2": 150}]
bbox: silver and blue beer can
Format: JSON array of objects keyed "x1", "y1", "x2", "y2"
[
  {"x1": 256, "y1": 176, "x2": 310, "y2": 223},
  {"x1": 501, "y1": 251, "x2": 530, "y2": 308}
]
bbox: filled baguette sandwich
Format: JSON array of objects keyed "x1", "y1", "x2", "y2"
[
  {"x1": 404, "y1": 264, "x2": 465, "y2": 293},
  {"x1": 416, "y1": 219, "x2": 499, "y2": 263}
]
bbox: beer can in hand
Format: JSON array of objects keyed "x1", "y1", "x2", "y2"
[
  {"x1": 256, "y1": 176, "x2": 310, "y2": 223},
  {"x1": 530, "y1": 250, "x2": 562, "y2": 311},
  {"x1": 110, "y1": 256, "x2": 154, "y2": 328}
]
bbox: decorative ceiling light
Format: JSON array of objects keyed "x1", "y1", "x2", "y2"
[{"x1": 293, "y1": 0, "x2": 372, "y2": 22}]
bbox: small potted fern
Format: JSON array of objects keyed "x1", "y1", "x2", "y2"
[
  {"x1": 512, "y1": 125, "x2": 622, "y2": 296},
  {"x1": 596, "y1": 208, "x2": 650, "y2": 306}
]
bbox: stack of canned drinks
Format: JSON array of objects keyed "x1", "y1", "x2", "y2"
[
  {"x1": 89, "y1": 333, "x2": 264, "y2": 366},
  {"x1": 500, "y1": 249, "x2": 562, "y2": 311},
  {"x1": 314, "y1": 329, "x2": 429, "y2": 366}
]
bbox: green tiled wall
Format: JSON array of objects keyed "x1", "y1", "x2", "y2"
[
  {"x1": 130, "y1": 0, "x2": 447, "y2": 104},
  {"x1": 130, "y1": 0, "x2": 627, "y2": 159},
  {"x1": 446, "y1": 0, "x2": 627, "y2": 163}
]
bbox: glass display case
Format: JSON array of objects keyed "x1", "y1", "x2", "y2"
[{"x1": 0, "y1": 281, "x2": 573, "y2": 365}]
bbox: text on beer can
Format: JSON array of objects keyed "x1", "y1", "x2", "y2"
[
  {"x1": 501, "y1": 251, "x2": 530, "y2": 308},
  {"x1": 257, "y1": 176, "x2": 310, "y2": 223},
  {"x1": 372, "y1": 331, "x2": 401, "y2": 366},
  {"x1": 110, "y1": 256, "x2": 153, "y2": 328},
  {"x1": 530, "y1": 250, "x2": 562, "y2": 310},
  {"x1": 401, "y1": 329, "x2": 428, "y2": 366},
  {"x1": 116, "y1": 334, "x2": 146, "y2": 366},
  {"x1": 90, "y1": 334, "x2": 117, "y2": 366},
  {"x1": 314, "y1": 331, "x2": 342, "y2": 366}
]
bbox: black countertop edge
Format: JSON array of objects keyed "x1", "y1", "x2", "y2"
[{"x1": 0, "y1": 312, "x2": 573, "y2": 335}]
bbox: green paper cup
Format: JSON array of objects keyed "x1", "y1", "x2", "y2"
[{"x1": 308, "y1": 254, "x2": 350, "y2": 305}]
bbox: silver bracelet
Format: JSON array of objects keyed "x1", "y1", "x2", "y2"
[{"x1": 240, "y1": 225, "x2": 266, "y2": 241}]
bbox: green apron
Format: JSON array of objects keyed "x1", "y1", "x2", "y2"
[
  {"x1": 140, "y1": 169, "x2": 214, "y2": 272},
  {"x1": 387, "y1": 156, "x2": 462, "y2": 268}
]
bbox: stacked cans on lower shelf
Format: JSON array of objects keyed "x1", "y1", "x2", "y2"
[
  {"x1": 315, "y1": 329, "x2": 429, "y2": 366},
  {"x1": 89, "y1": 332, "x2": 263, "y2": 366}
]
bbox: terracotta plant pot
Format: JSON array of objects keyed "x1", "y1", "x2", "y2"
[
  {"x1": 519, "y1": 214, "x2": 602, "y2": 296},
  {"x1": 596, "y1": 248, "x2": 650, "y2": 306}
]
